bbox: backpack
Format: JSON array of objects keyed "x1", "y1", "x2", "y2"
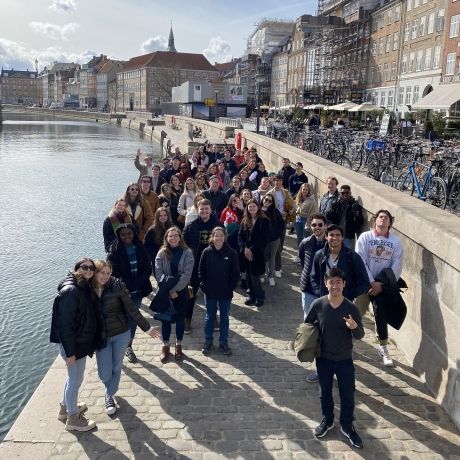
[{"x1": 49, "y1": 293, "x2": 62, "y2": 343}]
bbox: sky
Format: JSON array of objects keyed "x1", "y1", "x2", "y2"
[{"x1": 0, "y1": 0, "x2": 316, "y2": 71}]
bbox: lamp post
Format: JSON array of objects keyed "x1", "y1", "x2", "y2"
[
  {"x1": 214, "y1": 90, "x2": 218, "y2": 121},
  {"x1": 255, "y1": 59, "x2": 265, "y2": 134}
]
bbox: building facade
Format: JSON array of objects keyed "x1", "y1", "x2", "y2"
[
  {"x1": 96, "y1": 60, "x2": 124, "y2": 111},
  {"x1": 0, "y1": 68, "x2": 39, "y2": 105},
  {"x1": 39, "y1": 63, "x2": 79, "y2": 107}
]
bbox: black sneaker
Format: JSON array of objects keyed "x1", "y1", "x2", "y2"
[
  {"x1": 314, "y1": 419, "x2": 334, "y2": 438},
  {"x1": 201, "y1": 340, "x2": 213, "y2": 355},
  {"x1": 105, "y1": 395, "x2": 117, "y2": 415},
  {"x1": 255, "y1": 300, "x2": 264, "y2": 307},
  {"x1": 240, "y1": 279, "x2": 247, "y2": 290},
  {"x1": 125, "y1": 346, "x2": 137, "y2": 363},
  {"x1": 340, "y1": 425, "x2": 363, "y2": 449},
  {"x1": 218, "y1": 342, "x2": 232, "y2": 355},
  {"x1": 244, "y1": 298, "x2": 255, "y2": 306}
]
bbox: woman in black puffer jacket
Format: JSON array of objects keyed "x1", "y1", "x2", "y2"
[
  {"x1": 92, "y1": 260, "x2": 159, "y2": 415},
  {"x1": 50, "y1": 258, "x2": 97, "y2": 432}
]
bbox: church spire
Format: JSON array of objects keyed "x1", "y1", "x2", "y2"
[{"x1": 167, "y1": 22, "x2": 177, "y2": 52}]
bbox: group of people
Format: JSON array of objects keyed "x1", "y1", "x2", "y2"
[{"x1": 52, "y1": 142, "x2": 405, "y2": 450}]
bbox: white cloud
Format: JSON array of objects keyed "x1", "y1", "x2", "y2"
[
  {"x1": 49, "y1": 0, "x2": 77, "y2": 13},
  {"x1": 140, "y1": 36, "x2": 167, "y2": 54},
  {"x1": 203, "y1": 36, "x2": 232, "y2": 64},
  {"x1": 29, "y1": 21, "x2": 80, "y2": 41},
  {"x1": 0, "y1": 38, "x2": 101, "y2": 70}
]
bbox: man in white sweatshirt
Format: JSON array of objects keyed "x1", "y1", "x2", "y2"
[{"x1": 355, "y1": 209, "x2": 404, "y2": 367}]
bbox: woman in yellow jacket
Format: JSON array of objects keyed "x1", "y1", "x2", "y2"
[{"x1": 123, "y1": 182, "x2": 154, "y2": 242}]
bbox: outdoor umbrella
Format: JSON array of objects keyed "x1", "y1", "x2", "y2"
[{"x1": 348, "y1": 102, "x2": 384, "y2": 112}]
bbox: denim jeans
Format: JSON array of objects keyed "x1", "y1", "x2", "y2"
[
  {"x1": 96, "y1": 329, "x2": 131, "y2": 397},
  {"x1": 59, "y1": 345, "x2": 86, "y2": 416},
  {"x1": 316, "y1": 357, "x2": 355, "y2": 430},
  {"x1": 161, "y1": 319, "x2": 185, "y2": 342},
  {"x1": 275, "y1": 226, "x2": 287, "y2": 271},
  {"x1": 204, "y1": 297, "x2": 231, "y2": 343},
  {"x1": 301, "y1": 291, "x2": 317, "y2": 320},
  {"x1": 264, "y1": 239, "x2": 280, "y2": 277},
  {"x1": 295, "y1": 217, "x2": 307, "y2": 248},
  {"x1": 129, "y1": 294, "x2": 142, "y2": 339},
  {"x1": 355, "y1": 293, "x2": 388, "y2": 345}
]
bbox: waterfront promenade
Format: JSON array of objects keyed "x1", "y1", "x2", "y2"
[{"x1": 2, "y1": 235, "x2": 459, "y2": 459}]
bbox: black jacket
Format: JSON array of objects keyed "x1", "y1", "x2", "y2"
[
  {"x1": 279, "y1": 165, "x2": 295, "y2": 189},
  {"x1": 198, "y1": 243, "x2": 240, "y2": 299},
  {"x1": 238, "y1": 216, "x2": 270, "y2": 276},
  {"x1": 319, "y1": 191, "x2": 340, "y2": 224},
  {"x1": 203, "y1": 189, "x2": 228, "y2": 217},
  {"x1": 329, "y1": 198, "x2": 364, "y2": 238},
  {"x1": 95, "y1": 277, "x2": 150, "y2": 349},
  {"x1": 50, "y1": 273, "x2": 97, "y2": 360},
  {"x1": 107, "y1": 231, "x2": 152, "y2": 298},
  {"x1": 183, "y1": 215, "x2": 221, "y2": 261},
  {"x1": 266, "y1": 208, "x2": 286, "y2": 241},
  {"x1": 299, "y1": 235, "x2": 327, "y2": 293},
  {"x1": 373, "y1": 268, "x2": 407, "y2": 330},
  {"x1": 310, "y1": 245, "x2": 370, "y2": 300}
]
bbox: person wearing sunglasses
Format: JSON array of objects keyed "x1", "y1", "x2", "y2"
[
  {"x1": 50, "y1": 258, "x2": 98, "y2": 432},
  {"x1": 123, "y1": 182, "x2": 154, "y2": 242}
]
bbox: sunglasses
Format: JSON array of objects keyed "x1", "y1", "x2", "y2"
[
  {"x1": 341, "y1": 191, "x2": 350, "y2": 195},
  {"x1": 129, "y1": 188, "x2": 139, "y2": 192},
  {"x1": 264, "y1": 199, "x2": 273, "y2": 203},
  {"x1": 80, "y1": 265, "x2": 95, "y2": 272},
  {"x1": 311, "y1": 223, "x2": 324, "y2": 227}
]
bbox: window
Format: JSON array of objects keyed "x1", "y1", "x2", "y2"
[
  {"x1": 407, "y1": 0, "x2": 412, "y2": 11},
  {"x1": 412, "y1": 19, "x2": 418, "y2": 39},
  {"x1": 446, "y1": 52, "x2": 456, "y2": 75},
  {"x1": 428, "y1": 13, "x2": 435, "y2": 34},
  {"x1": 386, "y1": 35, "x2": 391, "y2": 53},
  {"x1": 369, "y1": 66, "x2": 375, "y2": 83},
  {"x1": 433, "y1": 46, "x2": 441, "y2": 68},
  {"x1": 378, "y1": 64, "x2": 382, "y2": 81},
  {"x1": 405, "y1": 86, "x2": 412, "y2": 104},
  {"x1": 450, "y1": 14, "x2": 460, "y2": 38},
  {"x1": 414, "y1": 0, "x2": 420, "y2": 7},
  {"x1": 409, "y1": 52, "x2": 415, "y2": 71},
  {"x1": 379, "y1": 14, "x2": 384, "y2": 28},
  {"x1": 404, "y1": 22, "x2": 410, "y2": 41},
  {"x1": 381, "y1": 91, "x2": 386, "y2": 107},
  {"x1": 379, "y1": 37, "x2": 384, "y2": 55},
  {"x1": 393, "y1": 31, "x2": 399, "y2": 50},
  {"x1": 399, "y1": 87, "x2": 405, "y2": 104},
  {"x1": 383, "y1": 63, "x2": 389, "y2": 80},
  {"x1": 388, "y1": 89, "x2": 394, "y2": 107},
  {"x1": 419, "y1": 16, "x2": 426, "y2": 36},
  {"x1": 416, "y1": 50, "x2": 423, "y2": 71},
  {"x1": 372, "y1": 41, "x2": 377, "y2": 55},
  {"x1": 401, "y1": 55, "x2": 408, "y2": 73},
  {"x1": 425, "y1": 48, "x2": 432, "y2": 69},
  {"x1": 391, "y1": 61, "x2": 397, "y2": 79},
  {"x1": 395, "y1": 6, "x2": 401, "y2": 21},
  {"x1": 437, "y1": 9, "x2": 445, "y2": 32},
  {"x1": 387, "y1": 9, "x2": 392, "y2": 25},
  {"x1": 413, "y1": 86, "x2": 420, "y2": 104}
]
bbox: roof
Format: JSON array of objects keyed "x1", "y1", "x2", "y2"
[
  {"x1": 121, "y1": 51, "x2": 217, "y2": 72},
  {"x1": 1, "y1": 69, "x2": 38, "y2": 78},
  {"x1": 412, "y1": 84, "x2": 460, "y2": 110},
  {"x1": 215, "y1": 61, "x2": 238, "y2": 73}
]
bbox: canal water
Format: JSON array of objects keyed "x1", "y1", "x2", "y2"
[{"x1": 0, "y1": 114, "x2": 161, "y2": 440}]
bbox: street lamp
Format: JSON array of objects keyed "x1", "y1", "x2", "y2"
[
  {"x1": 214, "y1": 90, "x2": 219, "y2": 121},
  {"x1": 255, "y1": 60, "x2": 265, "y2": 134}
]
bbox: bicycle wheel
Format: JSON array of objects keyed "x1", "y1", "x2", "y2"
[
  {"x1": 350, "y1": 147, "x2": 363, "y2": 171},
  {"x1": 367, "y1": 152, "x2": 381, "y2": 180},
  {"x1": 336, "y1": 155, "x2": 352, "y2": 169},
  {"x1": 380, "y1": 165, "x2": 395, "y2": 187},
  {"x1": 448, "y1": 179, "x2": 460, "y2": 213},
  {"x1": 396, "y1": 171, "x2": 415, "y2": 195},
  {"x1": 427, "y1": 177, "x2": 447, "y2": 209}
]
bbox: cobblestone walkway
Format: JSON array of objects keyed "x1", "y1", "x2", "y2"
[{"x1": 49, "y1": 236, "x2": 460, "y2": 459}]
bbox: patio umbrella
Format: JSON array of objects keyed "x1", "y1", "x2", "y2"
[
  {"x1": 326, "y1": 101, "x2": 359, "y2": 111},
  {"x1": 348, "y1": 102, "x2": 384, "y2": 112}
]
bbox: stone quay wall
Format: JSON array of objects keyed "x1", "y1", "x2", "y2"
[{"x1": 236, "y1": 129, "x2": 460, "y2": 430}]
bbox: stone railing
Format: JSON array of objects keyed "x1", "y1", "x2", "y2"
[
  {"x1": 237, "y1": 129, "x2": 460, "y2": 430},
  {"x1": 164, "y1": 115, "x2": 235, "y2": 140}
]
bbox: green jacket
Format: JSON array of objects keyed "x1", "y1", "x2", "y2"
[{"x1": 294, "y1": 323, "x2": 320, "y2": 363}]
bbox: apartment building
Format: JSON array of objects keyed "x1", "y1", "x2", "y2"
[
  {"x1": 397, "y1": 0, "x2": 448, "y2": 112},
  {"x1": 367, "y1": 0, "x2": 404, "y2": 109},
  {"x1": 96, "y1": 60, "x2": 124, "y2": 111},
  {"x1": 0, "y1": 68, "x2": 39, "y2": 105},
  {"x1": 39, "y1": 63, "x2": 78, "y2": 106},
  {"x1": 271, "y1": 44, "x2": 289, "y2": 109}
]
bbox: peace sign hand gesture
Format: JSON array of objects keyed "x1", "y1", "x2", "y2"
[{"x1": 343, "y1": 314, "x2": 357, "y2": 330}]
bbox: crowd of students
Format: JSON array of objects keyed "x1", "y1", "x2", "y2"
[{"x1": 51, "y1": 142, "x2": 405, "y2": 450}]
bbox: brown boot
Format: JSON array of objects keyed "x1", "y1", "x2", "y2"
[
  {"x1": 160, "y1": 345, "x2": 170, "y2": 363},
  {"x1": 184, "y1": 318, "x2": 192, "y2": 335},
  {"x1": 175, "y1": 344, "x2": 183, "y2": 360},
  {"x1": 58, "y1": 402, "x2": 87, "y2": 422}
]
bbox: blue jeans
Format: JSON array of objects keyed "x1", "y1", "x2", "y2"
[
  {"x1": 59, "y1": 345, "x2": 86, "y2": 416},
  {"x1": 161, "y1": 319, "x2": 185, "y2": 342},
  {"x1": 316, "y1": 357, "x2": 355, "y2": 430},
  {"x1": 204, "y1": 297, "x2": 231, "y2": 343},
  {"x1": 129, "y1": 294, "x2": 142, "y2": 339},
  {"x1": 96, "y1": 329, "x2": 131, "y2": 397},
  {"x1": 295, "y1": 217, "x2": 307, "y2": 247},
  {"x1": 301, "y1": 291, "x2": 317, "y2": 320}
]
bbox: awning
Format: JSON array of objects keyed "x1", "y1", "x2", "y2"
[{"x1": 412, "y1": 84, "x2": 460, "y2": 110}]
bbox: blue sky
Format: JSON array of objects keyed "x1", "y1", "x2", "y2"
[{"x1": 0, "y1": 0, "x2": 315, "y2": 71}]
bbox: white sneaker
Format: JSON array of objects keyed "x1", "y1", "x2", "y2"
[
  {"x1": 294, "y1": 256, "x2": 300, "y2": 263},
  {"x1": 105, "y1": 395, "x2": 117, "y2": 415},
  {"x1": 274, "y1": 270, "x2": 282, "y2": 279},
  {"x1": 379, "y1": 345, "x2": 393, "y2": 367},
  {"x1": 260, "y1": 276, "x2": 265, "y2": 283},
  {"x1": 269, "y1": 277, "x2": 275, "y2": 286}
]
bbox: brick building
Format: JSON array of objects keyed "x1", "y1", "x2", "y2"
[{"x1": 0, "y1": 68, "x2": 39, "y2": 105}]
